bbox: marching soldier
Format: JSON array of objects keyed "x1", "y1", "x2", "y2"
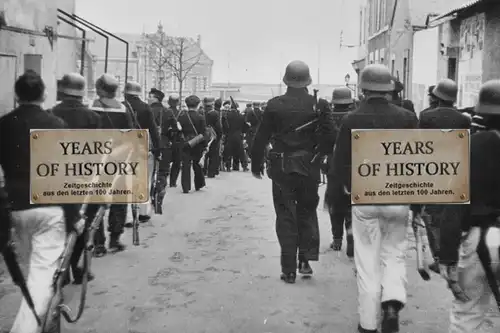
[
  {"x1": 214, "y1": 98, "x2": 226, "y2": 174},
  {"x1": 251, "y1": 60, "x2": 335, "y2": 284},
  {"x1": 327, "y1": 87, "x2": 354, "y2": 257},
  {"x1": 438, "y1": 80, "x2": 500, "y2": 332},
  {"x1": 51, "y1": 73, "x2": 101, "y2": 283},
  {"x1": 245, "y1": 101, "x2": 263, "y2": 166},
  {"x1": 167, "y1": 94, "x2": 183, "y2": 187},
  {"x1": 420, "y1": 85, "x2": 439, "y2": 114},
  {"x1": 123, "y1": 82, "x2": 161, "y2": 222},
  {"x1": 326, "y1": 64, "x2": 418, "y2": 333},
  {"x1": 178, "y1": 95, "x2": 207, "y2": 193},
  {"x1": 418, "y1": 79, "x2": 471, "y2": 272},
  {"x1": 224, "y1": 101, "x2": 249, "y2": 171},
  {"x1": 203, "y1": 97, "x2": 223, "y2": 178},
  {"x1": 89, "y1": 74, "x2": 134, "y2": 257},
  {"x1": 148, "y1": 88, "x2": 177, "y2": 213},
  {"x1": 0, "y1": 71, "x2": 83, "y2": 332}
]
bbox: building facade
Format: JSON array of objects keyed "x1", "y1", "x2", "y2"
[
  {"x1": 0, "y1": 0, "x2": 82, "y2": 114},
  {"x1": 419, "y1": 0, "x2": 499, "y2": 109},
  {"x1": 88, "y1": 32, "x2": 213, "y2": 101},
  {"x1": 355, "y1": 0, "x2": 464, "y2": 102}
]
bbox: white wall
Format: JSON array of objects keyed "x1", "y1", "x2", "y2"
[{"x1": 411, "y1": 27, "x2": 439, "y2": 114}]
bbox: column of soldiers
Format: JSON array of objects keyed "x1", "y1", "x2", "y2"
[{"x1": 0, "y1": 69, "x2": 247, "y2": 332}]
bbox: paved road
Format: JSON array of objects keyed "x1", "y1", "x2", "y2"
[{"x1": 1, "y1": 171, "x2": 497, "y2": 332}]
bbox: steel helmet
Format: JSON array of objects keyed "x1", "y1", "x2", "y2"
[
  {"x1": 331, "y1": 87, "x2": 353, "y2": 105},
  {"x1": 475, "y1": 80, "x2": 500, "y2": 115},
  {"x1": 282, "y1": 60, "x2": 312, "y2": 88},
  {"x1": 124, "y1": 81, "x2": 142, "y2": 96},
  {"x1": 432, "y1": 79, "x2": 458, "y2": 102},
  {"x1": 358, "y1": 64, "x2": 394, "y2": 92},
  {"x1": 59, "y1": 73, "x2": 86, "y2": 97},
  {"x1": 95, "y1": 74, "x2": 119, "y2": 94}
]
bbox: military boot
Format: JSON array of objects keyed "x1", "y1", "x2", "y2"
[
  {"x1": 156, "y1": 190, "x2": 166, "y2": 215},
  {"x1": 298, "y1": 257, "x2": 313, "y2": 276},
  {"x1": 109, "y1": 234, "x2": 126, "y2": 252},
  {"x1": 381, "y1": 300, "x2": 402, "y2": 333},
  {"x1": 346, "y1": 234, "x2": 354, "y2": 258},
  {"x1": 280, "y1": 272, "x2": 296, "y2": 284},
  {"x1": 330, "y1": 238, "x2": 342, "y2": 251}
]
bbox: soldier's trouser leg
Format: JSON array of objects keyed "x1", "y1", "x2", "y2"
[
  {"x1": 108, "y1": 204, "x2": 127, "y2": 236},
  {"x1": 181, "y1": 150, "x2": 192, "y2": 192},
  {"x1": 170, "y1": 145, "x2": 182, "y2": 187},
  {"x1": 423, "y1": 205, "x2": 442, "y2": 259},
  {"x1": 352, "y1": 205, "x2": 409, "y2": 331},
  {"x1": 330, "y1": 200, "x2": 348, "y2": 241},
  {"x1": 10, "y1": 207, "x2": 65, "y2": 333},
  {"x1": 238, "y1": 139, "x2": 248, "y2": 169},
  {"x1": 449, "y1": 227, "x2": 499, "y2": 333},
  {"x1": 272, "y1": 181, "x2": 298, "y2": 274},
  {"x1": 207, "y1": 139, "x2": 220, "y2": 177},
  {"x1": 192, "y1": 152, "x2": 206, "y2": 190},
  {"x1": 296, "y1": 180, "x2": 320, "y2": 262},
  {"x1": 156, "y1": 151, "x2": 170, "y2": 213}
]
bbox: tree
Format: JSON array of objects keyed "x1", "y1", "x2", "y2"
[{"x1": 143, "y1": 22, "x2": 204, "y2": 101}]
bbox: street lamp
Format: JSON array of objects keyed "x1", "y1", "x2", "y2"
[{"x1": 344, "y1": 73, "x2": 357, "y2": 97}]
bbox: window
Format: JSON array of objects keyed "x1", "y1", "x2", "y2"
[
  {"x1": 364, "y1": 7, "x2": 368, "y2": 42},
  {"x1": 375, "y1": 0, "x2": 380, "y2": 31},
  {"x1": 403, "y1": 57, "x2": 407, "y2": 99},
  {"x1": 359, "y1": 9, "x2": 363, "y2": 45},
  {"x1": 381, "y1": 0, "x2": 387, "y2": 27},
  {"x1": 203, "y1": 77, "x2": 208, "y2": 91},
  {"x1": 172, "y1": 77, "x2": 177, "y2": 90},
  {"x1": 24, "y1": 54, "x2": 42, "y2": 75},
  {"x1": 391, "y1": 59, "x2": 395, "y2": 75}
]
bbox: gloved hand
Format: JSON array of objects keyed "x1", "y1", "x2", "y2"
[{"x1": 439, "y1": 263, "x2": 470, "y2": 302}]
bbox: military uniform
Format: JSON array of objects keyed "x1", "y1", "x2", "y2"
[
  {"x1": 418, "y1": 79, "x2": 471, "y2": 268},
  {"x1": 224, "y1": 106, "x2": 248, "y2": 171},
  {"x1": 123, "y1": 82, "x2": 161, "y2": 222},
  {"x1": 148, "y1": 88, "x2": 177, "y2": 213},
  {"x1": 203, "y1": 97, "x2": 223, "y2": 178},
  {"x1": 245, "y1": 101, "x2": 263, "y2": 166},
  {"x1": 178, "y1": 95, "x2": 207, "y2": 193},
  {"x1": 326, "y1": 87, "x2": 354, "y2": 256},
  {"x1": 214, "y1": 98, "x2": 226, "y2": 174},
  {"x1": 51, "y1": 73, "x2": 101, "y2": 283},
  {"x1": 167, "y1": 95, "x2": 183, "y2": 187},
  {"x1": 0, "y1": 71, "x2": 81, "y2": 333},
  {"x1": 251, "y1": 60, "x2": 336, "y2": 283},
  {"x1": 327, "y1": 64, "x2": 418, "y2": 333},
  {"x1": 439, "y1": 80, "x2": 500, "y2": 332},
  {"x1": 89, "y1": 74, "x2": 135, "y2": 256}
]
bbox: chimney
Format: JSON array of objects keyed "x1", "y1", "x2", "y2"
[{"x1": 197, "y1": 34, "x2": 201, "y2": 46}]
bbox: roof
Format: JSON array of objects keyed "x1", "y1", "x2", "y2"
[
  {"x1": 431, "y1": 0, "x2": 488, "y2": 22},
  {"x1": 87, "y1": 32, "x2": 213, "y2": 65},
  {"x1": 409, "y1": 0, "x2": 467, "y2": 26}
]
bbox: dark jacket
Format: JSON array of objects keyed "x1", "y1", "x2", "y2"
[
  {"x1": 419, "y1": 106, "x2": 471, "y2": 129},
  {"x1": 440, "y1": 130, "x2": 500, "y2": 265},
  {"x1": 226, "y1": 109, "x2": 248, "y2": 136},
  {"x1": 150, "y1": 102, "x2": 177, "y2": 147},
  {"x1": 124, "y1": 96, "x2": 161, "y2": 152},
  {"x1": 51, "y1": 99, "x2": 101, "y2": 129},
  {"x1": 205, "y1": 108, "x2": 223, "y2": 137},
  {"x1": 245, "y1": 108, "x2": 262, "y2": 128},
  {"x1": 90, "y1": 97, "x2": 134, "y2": 129},
  {"x1": 328, "y1": 97, "x2": 418, "y2": 205},
  {"x1": 177, "y1": 109, "x2": 206, "y2": 143},
  {"x1": 250, "y1": 88, "x2": 335, "y2": 174},
  {"x1": 0, "y1": 104, "x2": 80, "y2": 224}
]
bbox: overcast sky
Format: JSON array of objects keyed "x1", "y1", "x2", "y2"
[{"x1": 76, "y1": 0, "x2": 360, "y2": 84}]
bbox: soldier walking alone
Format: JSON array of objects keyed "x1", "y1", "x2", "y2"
[
  {"x1": 203, "y1": 97, "x2": 223, "y2": 178},
  {"x1": 251, "y1": 60, "x2": 335, "y2": 284},
  {"x1": 326, "y1": 64, "x2": 418, "y2": 333},
  {"x1": 167, "y1": 94, "x2": 183, "y2": 187}
]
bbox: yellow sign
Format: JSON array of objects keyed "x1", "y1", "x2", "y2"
[
  {"x1": 351, "y1": 129, "x2": 470, "y2": 205},
  {"x1": 30, "y1": 129, "x2": 149, "y2": 204}
]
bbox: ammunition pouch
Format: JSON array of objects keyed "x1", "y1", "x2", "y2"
[
  {"x1": 187, "y1": 134, "x2": 205, "y2": 148},
  {"x1": 267, "y1": 150, "x2": 314, "y2": 180}
]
